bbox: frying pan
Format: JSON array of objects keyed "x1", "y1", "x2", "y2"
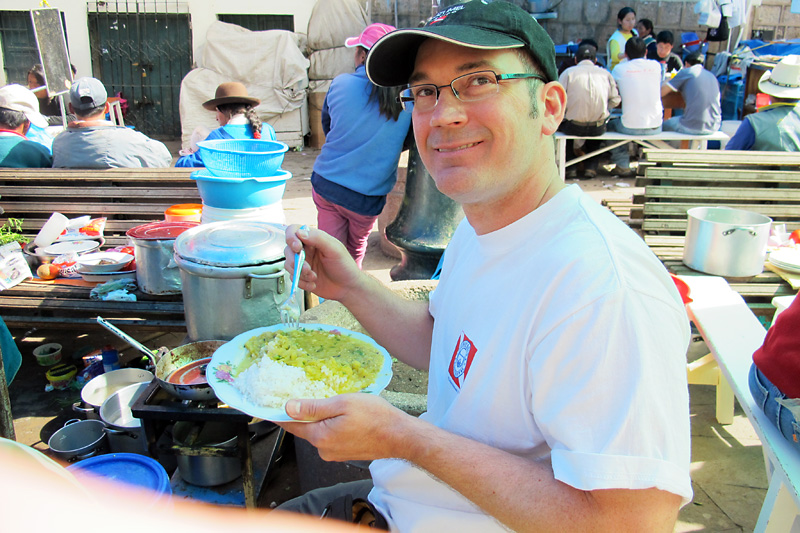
[{"x1": 96, "y1": 317, "x2": 225, "y2": 401}]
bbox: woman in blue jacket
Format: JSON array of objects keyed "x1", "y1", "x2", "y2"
[{"x1": 175, "y1": 82, "x2": 276, "y2": 167}]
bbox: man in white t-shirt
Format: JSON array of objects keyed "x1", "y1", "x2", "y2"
[
  {"x1": 608, "y1": 36, "x2": 663, "y2": 176},
  {"x1": 276, "y1": 2, "x2": 692, "y2": 531}
]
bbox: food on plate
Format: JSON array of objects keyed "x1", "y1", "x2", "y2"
[{"x1": 231, "y1": 328, "x2": 384, "y2": 408}]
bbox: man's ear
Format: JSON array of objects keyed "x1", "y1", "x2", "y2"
[
  {"x1": 21, "y1": 119, "x2": 31, "y2": 135},
  {"x1": 68, "y1": 103, "x2": 75, "y2": 114},
  {"x1": 540, "y1": 81, "x2": 567, "y2": 136}
]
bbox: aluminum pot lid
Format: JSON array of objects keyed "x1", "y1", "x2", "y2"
[
  {"x1": 173, "y1": 220, "x2": 286, "y2": 267},
  {"x1": 127, "y1": 221, "x2": 199, "y2": 240}
]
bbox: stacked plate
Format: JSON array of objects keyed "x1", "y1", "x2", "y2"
[{"x1": 768, "y1": 248, "x2": 800, "y2": 274}]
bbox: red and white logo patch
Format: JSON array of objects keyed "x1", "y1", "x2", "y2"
[{"x1": 448, "y1": 331, "x2": 477, "y2": 390}]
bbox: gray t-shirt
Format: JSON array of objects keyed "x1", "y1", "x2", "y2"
[{"x1": 667, "y1": 64, "x2": 722, "y2": 133}]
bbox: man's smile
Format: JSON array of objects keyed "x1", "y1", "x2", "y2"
[{"x1": 434, "y1": 141, "x2": 482, "y2": 153}]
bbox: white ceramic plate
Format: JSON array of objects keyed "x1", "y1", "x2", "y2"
[
  {"x1": 42, "y1": 240, "x2": 100, "y2": 256},
  {"x1": 78, "y1": 269, "x2": 137, "y2": 283},
  {"x1": 209, "y1": 324, "x2": 393, "y2": 422},
  {"x1": 769, "y1": 249, "x2": 800, "y2": 274},
  {"x1": 76, "y1": 252, "x2": 134, "y2": 273}
]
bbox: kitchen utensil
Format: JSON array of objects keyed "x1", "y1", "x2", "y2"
[
  {"x1": 42, "y1": 240, "x2": 101, "y2": 256},
  {"x1": 208, "y1": 323, "x2": 393, "y2": 422},
  {"x1": 73, "y1": 367, "x2": 154, "y2": 419},
  {"x1": 48, "y1": 419, "x2": 108, "y2": 462},
  {"x1": 280, "y1": 247, "x2": 304, "y2": 328},
  {"x1": 99, "y1": 382, "x2": 149, "y2": 454},
  {"x1": 682, "y1": 206, "x2": 772, "y2": 277},
  {"x1": 173, "y1": 220, "x2": 290, "y2": 341},
  {"x1": 191, "y1": 169, "x2": 291, "y2": 209},
  {"x1": 96, "y1": 316, "x2": 223, "y2": 400},
  {"x1": 126, "y1": 221, "x2": 198, "y2": 295},
  {"x1": 75, "y1": 252, "x2": 134, "y2": 273},
  {"x1": 68, "y1": 453, "x2": 172, "y2": 506},
  {"x1": 195, "y1": 139, "x2": 288, "y2": 177},
  {"x1": 172, "y1": 421, "x2": 241, "y2": 486}
]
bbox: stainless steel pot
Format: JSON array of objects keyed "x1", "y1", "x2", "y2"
[
  {"x1": 683, "y1": 206, "x2": 772, "y2": 277},
  {"x1": 174, "y1": 220, "x2": 291, "y2": 341},
  {"x1": 99, "y1": 381, "x2": 149, "y2": 455},
  {"x1": 48, "y1": 419, "x2": 108, "y2": 462},
  {"x1": 73, "y1": 367, "x2": 154, "y2": 419},
  {"x1": 172, "y1": 421, "x2": 241, "y2": 487},
  {"x1": 126, "y1": 221, "x2": 198, "y2": 295},
  {"x1": 155, "y1": 341, "x2": 226, "y2": 401}
]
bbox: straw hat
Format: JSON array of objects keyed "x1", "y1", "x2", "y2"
[
  {"x1": 202, "y1": 82, "x2": 260, "y2": 111},
  {"x1": 758, "y1": 55, "x2": 800, "y2": 99}
]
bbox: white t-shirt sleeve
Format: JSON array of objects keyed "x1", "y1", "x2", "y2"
[{"x1": 528, "y1": 286, "x2": 692, "y2": 503}]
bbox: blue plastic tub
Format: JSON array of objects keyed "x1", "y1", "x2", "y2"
[
  {"x1": 191, "y1": 169, "x2": 291, "y2": 209},
  {"x1": 67, "y1": 453, "x2": 171, "y2": 505},
  {"x1": 196, "y1": 139, "x2": 288, "y2": 178}
]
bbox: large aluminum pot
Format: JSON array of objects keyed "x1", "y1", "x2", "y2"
[
  {"x1": 99, "y1": 382, "x2": 149, "y2": 455},
  {"x1": 155, "y1": 341, "x2": 226, "y2": 401},
  {"x1": 73, "y1": 368, "x2": 154, "y2": 419},
  {"x1": 683, "y1": 206, "x2": 772, "y2": 277},
  {"x1": 172, "y1": 421, "x2": 241, "y2": 486},
  {"x1": 126, "y1": 221, "x2": 198, "y2": 295},
  {"x1": 174, "y1": 220, "x2": 290, "y2": 341},
  {"x1": 48, "y1": 419, "x2": 108, "y2": 462}
]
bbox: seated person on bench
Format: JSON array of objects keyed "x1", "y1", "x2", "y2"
[
  {"x1": 749, "y1": 295, "x2": 800, "y2": 450},
  {"x1": 726, "y1": 55, "x2": 800, "y2": 152},
  {"x1": 661, "y1": 52, "x2": 721, "y2": 135}
]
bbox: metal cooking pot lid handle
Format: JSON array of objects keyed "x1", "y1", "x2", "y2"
[{"x1": 722, "y1": 227, "x2": 758, "y2": 237}]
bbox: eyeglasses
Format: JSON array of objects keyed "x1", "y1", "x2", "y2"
[{"x1": 398, "y1": 70, "x2": 546, "y2": 112}]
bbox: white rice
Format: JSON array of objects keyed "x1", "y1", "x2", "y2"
[{"x1": 233, "y1": 355, "x2": 336, "y2": 408}]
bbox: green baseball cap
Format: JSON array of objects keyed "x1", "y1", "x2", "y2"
[{"x1": 365, "y1": 0, "x2": 557, "y2": 87}]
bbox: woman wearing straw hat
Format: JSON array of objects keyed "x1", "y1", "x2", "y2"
[
  {"x1": 175, "y1": 81, "x2": 276, "y2": 167},
  {"x1": 726, "y1": 55, "x2": 800, "y2": 151}
]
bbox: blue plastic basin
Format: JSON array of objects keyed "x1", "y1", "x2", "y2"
[{"x1": 191, "y1": 169, "x2": 291, "y2": 209}]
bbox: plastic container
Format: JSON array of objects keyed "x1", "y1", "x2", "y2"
[
  {"x1": 101, "y1": 345, "x2": 120, "y2": 373},
  {"x1": 33, "y1": 212, "x2": 69, "y2": 249},
  {"x1": 200, "y1": 202, "x2": 286, "y2": 225},
  {"x1": 67, "y1": 453, "x2": 172, "y2": 505},
  {"x1": 191, "y1": 169, "x2": 291, "y2": 209},
  {"x1": 46, "y1": 363, "x2": 77, "y2": 389},
  {"x1": 33, "y1": 343, "x2": 63, "y2": 366},
  {"x1": 165, "y1": 203, "x2": 202, "y2": 223},
  {"x1": 195, "y1": 139, "x2": 288, "y2": 177}
]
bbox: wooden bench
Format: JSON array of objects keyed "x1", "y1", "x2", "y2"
[
  {"x1": 0, "y1": 167, "x2": 200, "y2": 332},
  {"x1": 681, "y1": 275, "x2": 800, "y2": 531},
  {"x1": 634, "y1": 149, "x2": 800, "y2": 318},
  {"x1": 554, "y1": 130, "x2": 730, "y2": 181}
]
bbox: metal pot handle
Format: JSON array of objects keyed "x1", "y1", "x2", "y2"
[
  {"x1": 63, "y1": 418, "x2": 80, "y2": 428},
  {"x1": 246, "y1": 270, "x2": 286, "y2": 280},
  {"x1": 72, "y1": 402, "x2": 94, "y2": 415},
  {"x1": 722, "y1": 227, "x2": 758, "y2": 237},
  {"x1": 244, "y1": 269, "x2": 287, "y2": 299}
]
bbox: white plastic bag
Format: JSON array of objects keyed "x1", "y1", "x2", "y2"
[{"x1": 695, "y1": 0, "x2": 722, "y2": 27}]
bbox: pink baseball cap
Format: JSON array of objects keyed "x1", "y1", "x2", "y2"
[{"x1": 345, "y1": 23, "x2": 396, "y2": 50}]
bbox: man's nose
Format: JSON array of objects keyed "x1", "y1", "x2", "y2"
[{"x1": 428, "y1": 86, "x2": 466, "y2": 126}]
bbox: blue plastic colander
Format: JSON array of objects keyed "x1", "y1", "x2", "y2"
[{"x1": 196, "y1": 139, "x2": 289, "y2": 177}]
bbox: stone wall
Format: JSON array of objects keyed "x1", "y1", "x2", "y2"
[{"x1": 366, "y1": 0, "x2": 800, "y2": 52}]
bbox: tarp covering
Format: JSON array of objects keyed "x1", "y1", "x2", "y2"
[
  {"x1": 307, "y1": 0, "x2": 368, "y2": 83},
  {"x1": 179, "y1": 22, "x2": 310, "y2": 150}
]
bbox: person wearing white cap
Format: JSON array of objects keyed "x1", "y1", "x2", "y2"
[
  {"x1": 52, "y1": 77, "x2": 171, "y2": 168},
  {"x1": 727, "y1": 54, "x2": 800, "y2": 151},
  {"x1": 0, "y1": 84, "x2": 52, "y2": 168},
  {"x1": 310, "y1": 22, "x2": 412, "y2": 268}
]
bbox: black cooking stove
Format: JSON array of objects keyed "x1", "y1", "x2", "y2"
[{"x1": 131, "y1": 379, "x2": 284, "y2": 508}]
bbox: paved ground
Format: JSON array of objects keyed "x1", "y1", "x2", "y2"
[{"x1": 6, "y1": 146, "x2": 768, "y2": 530}]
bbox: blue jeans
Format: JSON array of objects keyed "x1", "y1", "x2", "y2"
[
  {"x1": 662, "y1": 116, "x2": 708, "y2": 135},
  {"x1": 607, "y1": 117, "x2": 661, "y2": 168},
  {"x1": 749, "y1": 364, "x2": 800, "y2": 451}
]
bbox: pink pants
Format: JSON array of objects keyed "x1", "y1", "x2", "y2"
[{"x1": 312, "y1": 189, "x2": 378, "y2": 269}]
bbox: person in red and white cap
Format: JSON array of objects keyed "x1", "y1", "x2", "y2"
[{"x1": 310, "y1": 22, "x2": 412, "y2": 268}]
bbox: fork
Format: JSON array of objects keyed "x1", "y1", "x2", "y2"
[{"x1": 280, "y1": 234, "x2": 306, "y2": 328}]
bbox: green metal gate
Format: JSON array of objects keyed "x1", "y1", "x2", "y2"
[
  {"x1": 87, "y1": 1, "x2": 192, "y2": 139},
  {"x1": 0, "y1": 10, "x2": 68, "y2": 87}
]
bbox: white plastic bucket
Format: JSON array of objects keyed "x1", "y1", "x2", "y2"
[{"x1": 200, "y1": 202, "x2": 285, "y2": 225}]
